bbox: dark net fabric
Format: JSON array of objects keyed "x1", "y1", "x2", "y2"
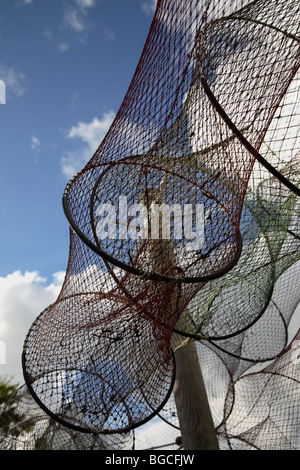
[
  {"x1": 17, "y1": 0, "x2": 300, "y2": 449},
  {"x1": 219, "y1": 333, "x2": 300, "y2": 450},
  {"x1": 63, "y1": 0, "x2": 299, "y2": 283},
  {"x1": 0, "y1": 386, "x2": 134, "y2": 450},
  {"x1": 175, "y1": 151, "x2": 300, "y2": 342},
  {"x1": 135, "y1": 326, "x2": 300, "y2": 450},
  {"x1": 22, "y1": 229, "x2": 176, "y2": 434}
]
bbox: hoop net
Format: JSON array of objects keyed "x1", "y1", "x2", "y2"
[{"x1": 17, "y1": 0, "x2": 300, "y2": 448}]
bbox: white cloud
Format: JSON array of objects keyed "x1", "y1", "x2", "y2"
[
  {"x1": 23, "y1": 0, "x2": 33, "y2": 4},
  {"x1": 61, "y1": 112, "x2": 115, "y2": 179},
  {"x1": 135, "y1": 417, "x2": 180, "y2": 450},
  {"x1": 63, "y1": 0, "x2": 97, "y2": 33},
  {"x1": 42, "y1": 29, "x2": 53, "y2": 39},
  {"x1": 103, "y1": 25, "x2": 115, "y2": 43},
  {"x1": 67, "y1": 113, "x2": 115, "y2": 148},
  {"x1": 58, "y1": 42, "x2": 70, "y2": 53},
  {"x1": 0, "y1": 262, "x2": 121, "y2": 384},
  {"x1": 141, "y1": 0, "x2": 157, "y2": 16},
  {"x1": 0, "y1": 63, "x2": 26, "y2": 99},
  {"x1": 0, "y1": 270, "x2": 64, "y2": 383},
  {"x1": 64, "y1": 7, "x2": 86, "y2": 32},
  {"x1": 73, "y1": 0, "x2": 96, "y2": 9},
  {"x1": 30, "y1": 136, "x2": 40, "y2": 150}
]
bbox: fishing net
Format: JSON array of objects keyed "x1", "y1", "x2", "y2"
[
  {"x1": 219, "y1": 332, "x2": 300, "y2": 450},
  {"x1": 0, "y1": 385, "x2": 134, "y2": 450},
  {"x1": 174, "y1": 149, "x2": 300, "y2": 343},
  {"x1": 22, "y1": 229, "x2": 176, "y2": 434},
  {"x1": 63, "y1": 0, "x2": 299, "y2": 286},
  {"x1": 136, "y1": 325, "x2": 300, "y2": 451},
  {"x1": 18, "y1": 0, "x2": 300, "y2": 449}
]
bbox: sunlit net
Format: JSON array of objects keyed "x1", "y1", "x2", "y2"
[
  {"x1": 136, "y1": 326, "x2": 300, "y2": 451},
  {"x1": 175, "y1": 151, "x2": 300, "y2": 343},
  {"x1": 22, "y1": 230, "x2": 176, "y2": 434},
  {"x1": 219, "y1": 332, "x2": 300, "y2": 450},
  {"x1": 18, "y1": 0, "x2": 300, "y2": 449},
  {"x1": 62, "y1": 0, "x2": 299, "y2": 284}
]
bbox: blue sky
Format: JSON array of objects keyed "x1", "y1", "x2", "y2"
[{"x1": 0, "y1": 0, "x2": 157, "y2": 382}]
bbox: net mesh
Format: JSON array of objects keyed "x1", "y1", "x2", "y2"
[
  {"x1": 22, "y1": 229, "x2": 176, "y2": 434},
  {"x1": 5, "y1": 0, "x2": 299, "y2": 450},
  {"x1": 175, "y1": 151, "x2": 300, "y2": 343},
  {"x1": 219, "y1": 332, "x2": 300, "y2": 450},
  {"x1": 63, "y1": 0, "x2": 299, "y2": 286},
  {"x1": 135, "y1": 326, "x2": 300, "y2": 451},
  {"x1": 0, "y1": 385, "x2": 134, "y2": 450}
]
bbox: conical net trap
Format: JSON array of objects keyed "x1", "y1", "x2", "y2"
[{"x1": 20, "y1": 0, "x2": 300, "y2": 445}]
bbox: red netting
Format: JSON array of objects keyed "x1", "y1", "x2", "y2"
[
  {"x1": 22, "y1": 229, "x2": 176, "y2": 434},
  {"x1": 7, "y1": 0, "x2": 300, "y2": 449}
]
